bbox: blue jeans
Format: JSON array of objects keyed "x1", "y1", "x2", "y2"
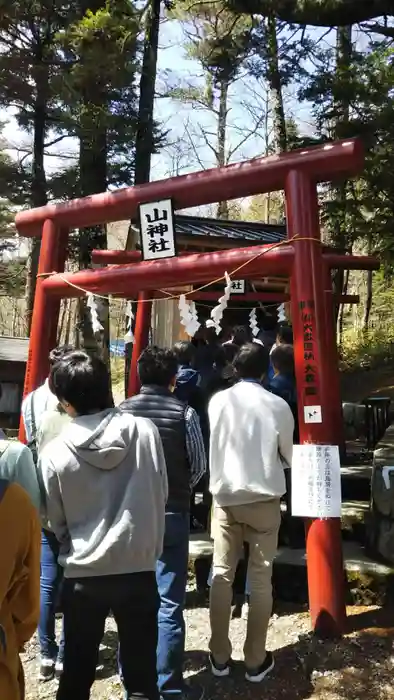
[
  {"x1": 39, "y1": 529, "x2": 65, "y2": 661},
  {"x1": 156, "y1": 512, "x2": 189, "y2": 699}
]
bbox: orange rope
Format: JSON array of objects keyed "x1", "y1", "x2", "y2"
[{"x1": 37, "y1": 235, "x2": 323, "y2": 302}]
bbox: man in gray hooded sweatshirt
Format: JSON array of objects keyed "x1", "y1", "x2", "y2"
[{"x1": 39, "y1": 351, "x2": 167, "y2": 700}]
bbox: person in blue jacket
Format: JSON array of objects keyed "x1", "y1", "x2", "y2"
[{"x1": 269, "y1": 343, "x2": 298, "y2": 442}]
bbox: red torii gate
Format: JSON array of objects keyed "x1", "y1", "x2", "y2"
[
  {"x1": 91, "y1": 246, "x2": 362, "y2": 396},
  {"x1": 16, "y1": 138, "x2": 379, "y2": 637}
]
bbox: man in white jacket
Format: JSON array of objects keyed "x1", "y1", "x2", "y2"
[{"x1": 208, "y1": 342, "x2": 294, "y2": 684}]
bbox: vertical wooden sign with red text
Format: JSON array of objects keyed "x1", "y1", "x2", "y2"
[{"x1": 299, "y1": 299, "x2": 323, "y2": 426}]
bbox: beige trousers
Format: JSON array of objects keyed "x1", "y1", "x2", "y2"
[{"x1": 209, "y1": 499, "x2": 281, "y2": 670}]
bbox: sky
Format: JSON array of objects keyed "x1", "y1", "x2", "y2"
[{"x1": 1, "y1": 18, "x2": 337, "y2": 191}]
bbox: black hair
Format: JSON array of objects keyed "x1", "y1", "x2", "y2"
[
  {"x1": 49, "y1": 351, "x2": 112, "y2": 415},
  {"x1": 277, "y1": 323, "x2": 293, "y2": 345},
  {"x1": 231, "y1": 325, "x2": 250, "y2": 347},
  {"x1": 173, "y1": 340, "x2": 195, "y2": 367},
  {"x1": 222, "y1": 342, "x2": 238, "y2": 364},
  {"x1": 233, "y1": 342, "x2": 269, "y2": 380},
  {"x1": 261, "y1": 314, "x2": 277, "y2": 332},
  {"x1": 49, "y1": 344, "x2": 74, "y2": 368},
  {"x1": 271, "y1": 343, "x2": 295, "y2": 378},
  {"x1": 204, "y1": 326, "x2": 220, "y2": 345},
  {"x1": 137, "y1": 345, "x2": 178, "y2": 387}
]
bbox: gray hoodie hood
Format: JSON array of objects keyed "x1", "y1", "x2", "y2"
[
  {"x1": 63, "y1": 408, "x2": 137, "y2": 471},
  {"x1": 40, "y1": 407, "x2": 168, "y2": 579}
]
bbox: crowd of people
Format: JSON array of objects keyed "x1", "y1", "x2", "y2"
[{"x1": 0, "y1": 318, "x2": 297, "y2": 700}]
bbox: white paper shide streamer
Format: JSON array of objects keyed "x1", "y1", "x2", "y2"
[
  {"x1": 178, "y1": 295, "x2": 200, "y2": 337},
  {"x1": 86, "y1": 293, "x2": 104, "y2": 334},
  {"x1": 249, "y1": 307, "x2": 260, "y2": 337},
  {"x1": 124, "y1": 300, "x2": 135, "y2": 345},
  {"x1": 278, "y1": 303, "x2": 286, "y2": 322},
  {"x1": 205, "y1": 272, "x2": 232, "y2": 335}
]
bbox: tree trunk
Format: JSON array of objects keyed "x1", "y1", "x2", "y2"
[
  {"x1": 362, "y1": 234, "x2": 373, "y2": 331},
  {"x1": 124, "y1": 0, "x2": 161, "y2": 388},
  {"x1": 78, "y1": 125, "x2": 109, "y2": 361},
  {"x1": 266, "y1": 13, "x2": 287, "y2": 153},
  {"x1": 216, "y1": 80, "x2": 229, "y2": 219},
  {"x1": 332, "y1": 25, "x2": 352, "y2": 321},
  {"x1": 77, "y1": 0, "x2": 109, "y2": 358},
  {"x1": 338, "y1": 267, "x2": 349, "y2": 345},
  {"x1": 125, "y1": 0, "x2": 161, "y2": 251},
  {"x1": 24, "y1": 59, "x2": 49, "y2": 335},
  {"x1": 363, "y1": 271, "x2": 373, "y2": 331}
]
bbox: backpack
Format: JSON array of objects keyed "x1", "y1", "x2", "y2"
[
  {"x1": 25, "y1": 394, "x2": 47, "y2": 510},
  {"x1": 0, "y1": 478, "x2": 9, "y2": 653},
  {"x1": 27, "y1": 391, "x2": 38, "y2": 466}
]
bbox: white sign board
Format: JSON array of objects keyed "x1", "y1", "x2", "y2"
[
  {"x1": 304, "y1": 405, "x2": 322, "y2": 424},
  {"x1": 139, "y1": 199, "x2": 176, "y2": 261},
  {"x1": 291, "y1": 444, "x2": 342, "y2": 518},
  {"x1": 230, "y1": 279, "x2": 245, "y2": 294}
]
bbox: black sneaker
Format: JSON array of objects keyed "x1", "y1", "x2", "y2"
[
  {"x1": 245, "y1": 651, "x2": 275, "y2": 683},
  {"x1": 39, "y1": 658, "x2": 55, "y2": 682},
  {"x1": 209, "y1": 653, "x2": 231, "y2": 677},
  {"x1": 184, "y1": 681, "x2": 205, "y2": 700}
]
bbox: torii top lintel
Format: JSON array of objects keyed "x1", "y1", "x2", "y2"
[{"x1": 15, "y1": 138, "x2": 363, "y2": 237}]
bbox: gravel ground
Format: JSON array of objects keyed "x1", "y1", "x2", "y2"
[{"x1": 22, "y1": 602, "x2": 394, "y2": 700}]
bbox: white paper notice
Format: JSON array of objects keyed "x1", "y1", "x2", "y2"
[
  {"x1": 291, "y1": 444, "x2": 342, "y2": 518},
  {"x1": 304, "y1": 405, "x2": 322, "y2": 424}
]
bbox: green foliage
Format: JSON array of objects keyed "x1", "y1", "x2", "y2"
[
  {"x1": 341, "y1": 324, "x2": 394, "y2": 369},
  {"x1": 56, "y1": 1, "x2": 141, "y2": 191},
  {"x1": 302, "y1": 38, "x2": 394, "y2": 262},
  {"x1": 173, "y1": 1, "x2": 254, "y2": 85}
]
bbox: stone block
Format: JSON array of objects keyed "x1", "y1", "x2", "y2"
[
  {"x1": 342, "y1": 402, "x2": 367, "y2": 440},
  {"x1": 366, "y1": 424, "x2": 394, "y2": 563}
]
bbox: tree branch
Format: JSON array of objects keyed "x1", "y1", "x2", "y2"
[{"x1": 226, "y1": 0, "x2": 392, "y2": 27}]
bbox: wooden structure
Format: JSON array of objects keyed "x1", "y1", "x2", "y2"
[{"x1": 0, "y1": 336, "x2": 28, "y2": 430}]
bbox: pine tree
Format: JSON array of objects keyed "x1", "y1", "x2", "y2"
[
  {"x1": 0, "y1": 1, "x2": 76, "y2": 332},
  {"x1": 170, "y1": 1, "x2": 253, "y2": 217},
  {"x1": 57, "y1": 0, "x2": 140, "y2": 357}
]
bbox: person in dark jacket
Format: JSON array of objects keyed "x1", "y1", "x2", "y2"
[
  {"x1": 173, "y1": 341, "x2": 206, "y2": 424},
  {"x1": 223, "y1": 325, "x2": 250, "y2": 348},
  {"x1": 256, "y1": 314, "x2": 277, "y2": 352},
  {"x1": 120, "y1": 347, "x2": 206, "y2": 700},
  {"x1": 193, "y1": 327, "x2": 221, "y2": 391},
  {"x1": 266, "y1": 322, "x2": 294, "y2": 384},
  {"x1": 269, "y1": 343, "x2": 298, "y2": 442},
  {"x1": 205, "y1": 344, "x2": 238, "y2": 399},
  {"x1": 173, "y1": 341, "x2": 208, "y2": 531}
]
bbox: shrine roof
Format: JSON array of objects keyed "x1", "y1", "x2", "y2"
[
  {"x1": 172, "y1": 214, "x2": 286, "y2": 243},
  {"x1": 0, "y1": 337, "x2": 29, "y2": 364},
  {"x1": 130, "y1": 213, "x2": 286, "y2": 245}
]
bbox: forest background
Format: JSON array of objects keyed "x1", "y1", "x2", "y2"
[{"x1": 1, "y1": 0, "x2": 394, "y2": 370}]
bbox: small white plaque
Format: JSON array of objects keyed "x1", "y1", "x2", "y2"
[
  {"x1": 139, "y1": 199, "x2": 176, "y2": 261},
  {"x1": 304, "y1": 405, "x2": 322, "y2": 424},
  {"x1": 291, "y1": 444, "x2": 342, "y2": 518},
  {"x1": 230, "y1": 279, "x2": 245, "y2": 294}
]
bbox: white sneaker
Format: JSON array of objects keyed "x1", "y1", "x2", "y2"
[
  {"x1": 55, "y1": 660, "x2": 63, "y2": 680},
  {"x1": 209, "y1": 653, "x2": 231, "y2": 677},
  {"x1": 245, "y1": 651, "x2": 275, "y2": 683}
]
